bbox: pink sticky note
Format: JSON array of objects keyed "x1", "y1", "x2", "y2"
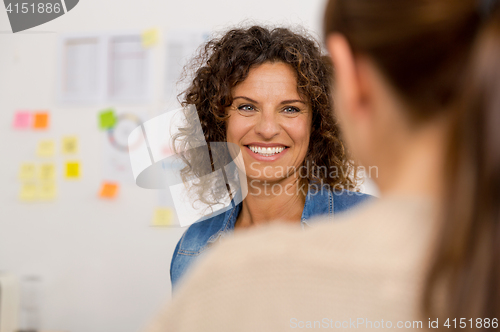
[{"x1": 13, "y1": 111, "x2": 31, "y2": 129}]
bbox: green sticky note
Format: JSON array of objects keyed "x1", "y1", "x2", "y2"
[{"x1": 99, "y1": 109, "x2": 117, "y2": 130}]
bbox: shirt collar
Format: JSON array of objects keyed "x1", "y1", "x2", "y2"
[
  {"x1": 217, "y1": 186, "x2": 333, "y2": 234},
  {"x1": 301, "y1": 186, "x2": 334, "y2": 227}
]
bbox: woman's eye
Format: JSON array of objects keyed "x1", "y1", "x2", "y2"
[
  {"x1": 282, "y1": 106, "x2": 300, "y2": 114},
  {"x1": 235, "y1": 104, "x2": 258, "y2": 117},
  {"x1": 237, "y1": 105, "x2": 256, "y2": 112}
]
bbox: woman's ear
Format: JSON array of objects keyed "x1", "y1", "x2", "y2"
[
  {"x1": 326, "y1": 33, "x2": 360, "y2": 122},
  {"x1": 326, "y1": 33, "x2": 381, "y2": 166},
  {"x1": 327, "y1": 34, "x2": 376, "y2": 121}
]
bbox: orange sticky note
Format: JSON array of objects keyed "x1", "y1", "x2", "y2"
[
  {"x1": 65, "y1": 161, "x2": 80, "y2": 179},
  {"x1": 152, "y1": 208, "x2": 173, "y2": 226},
  {"x1": 99, "y1": 182, "x2": 119, "y2": 198},
  {"x1": 33, "y1": 112, "x2": 49, "y2": 129}
]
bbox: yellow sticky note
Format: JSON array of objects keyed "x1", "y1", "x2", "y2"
[
  {"x1": 62, "y1": 136, "x2": 79, "y2": 154},
  {"x1": 19, "y1": 163, "x2": 36, "y2": 181},
  {"x1": 38, "y1": 182, "x2": 57, "y2": 200},
  {"x1": 37, "y1": 140, "x2": 55, "y2": 157},
  {"x1": 152, "y1": 208, "x2": 173, "y2": 226},
  {"x1": 38, "y1": 163, "x2": 56, "y2": 181},
  {"x1": 142, "y1": 28, "x2": 159, "y2": 47},
  {"x1": 19, "y1": 183, "x2": 37, "y2": 201},
  {"x1": 65, "y1": 161, "x2": 80, "y2": 179}
]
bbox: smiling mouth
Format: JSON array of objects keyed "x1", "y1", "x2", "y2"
[{"x1": 246, "y1": 145, "x2": 288, "y2": 157}]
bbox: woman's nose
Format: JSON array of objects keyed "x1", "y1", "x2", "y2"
[{"x1": 254, "y1": 110, "x2": 280, "y2": 139}]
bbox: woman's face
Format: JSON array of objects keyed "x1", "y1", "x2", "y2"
[{"x1": 226, "y1": 61, "x2": 313, "y2": 183}]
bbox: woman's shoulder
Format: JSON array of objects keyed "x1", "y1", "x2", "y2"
[
  {"x1": 171, "y1": 208, "x2": 236, "y2": 288},
  {"x1": 176, "y1": 209, "x2": 232, "y2": 254},
  {"x1": 331, "y1": 189, "x2": 373, "y2": 214},
  {"x1": 304, "y1": 186, "x2": 374, "y2": 219}
]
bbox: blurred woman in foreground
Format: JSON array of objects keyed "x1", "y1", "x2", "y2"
[{"x1": 146, "y1": 0, "x2": 500, "y2": 330}]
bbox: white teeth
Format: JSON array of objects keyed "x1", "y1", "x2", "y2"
[{"x1": 248, "y1": 145, "x2": 286, "y2": 157}]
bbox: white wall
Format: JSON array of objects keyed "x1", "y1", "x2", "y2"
[{"x1": 0, "y1": 1, "x2": 327, "y2": 332}]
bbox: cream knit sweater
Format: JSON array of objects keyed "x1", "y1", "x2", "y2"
[{"x1": 145, "y1": 197, "x2": 437, "y2": 331}]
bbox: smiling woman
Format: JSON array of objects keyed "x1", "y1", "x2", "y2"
[
  {"x1": 169, "y1": 25, "x2": 373, "y2": 289},
  {"x1": 225, "y1": 62, "x2": 316, "y2": 228},
  {"x1": 227, "y1": 62, "x2": 311, "y2": 173}
]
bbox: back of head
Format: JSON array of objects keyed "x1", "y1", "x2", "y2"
[{"x1": 324, "y1": 0, "x2": 500, "y2": 322}]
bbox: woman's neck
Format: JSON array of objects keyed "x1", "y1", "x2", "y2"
[
  {"x1": 235, "y1": 176, "x2": 306, "y2": 229},
  {"x1": 377, "y1": 114, "x2": 450, "y2": 204}
]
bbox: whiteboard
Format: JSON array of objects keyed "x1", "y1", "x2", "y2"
[{"x1": 0, "y1": 0, "x2": 328, "y2": 331}]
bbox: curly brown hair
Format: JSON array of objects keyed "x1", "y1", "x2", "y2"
[{"x1": 174, "y1": 25, "x2": 358, "y2": 208}]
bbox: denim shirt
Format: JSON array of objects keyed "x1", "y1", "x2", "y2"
[{"x1": 170, "y1": 188, "x2": 372, "y2": 289}]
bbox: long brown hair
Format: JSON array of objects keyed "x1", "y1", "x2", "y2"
[{"x1": 324, "y1": 0, "x2": 500, "y2": 323}]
